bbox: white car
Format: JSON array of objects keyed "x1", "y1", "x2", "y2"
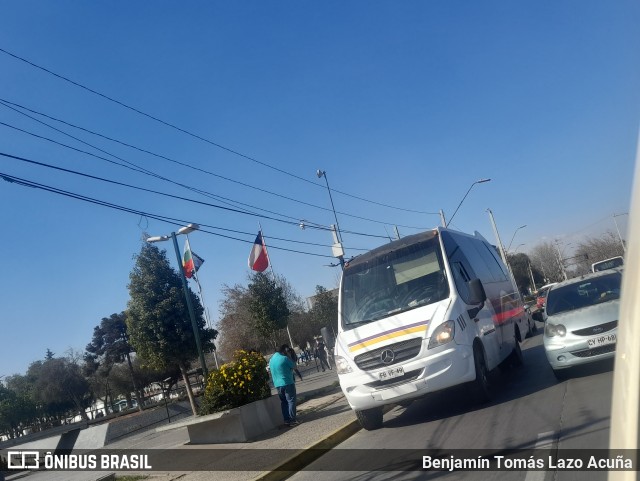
[{"x1": 543, "y1": 268, "x2": 621, "y2": 379}]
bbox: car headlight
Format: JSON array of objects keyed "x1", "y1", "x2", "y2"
[
  {"x1": 545, "y1": 323, "x2": 567, "y2": 337},
  {"x1": 334, "y1": 355, "x2": 353, "y2": 374},
  {"x1": 428, "y1": 320, "x2": 455, "y2": 349}
]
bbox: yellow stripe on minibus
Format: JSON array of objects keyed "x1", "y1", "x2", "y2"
[{"x1": 348, "y1": 325, "x2": 427, "y2": 352}]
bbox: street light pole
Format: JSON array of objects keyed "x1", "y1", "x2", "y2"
[
  {"x1": 146, "y1": 224, "x2": 208, "y2": 380},
  {"x1": 317, "y1": 169, "x2": 345, "y2": 269},
  {"x1": 507, "y1": 225, "x2": 527, "y2": 252},
  {"x1": 447, "y1": 178, "x2": 491, "y2": 227},
  {"x1": 170, "y1": 232, "x2": 208, "y2": 380}
]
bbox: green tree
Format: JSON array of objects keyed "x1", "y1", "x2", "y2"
[
  {"x1": 247, "y1": 272, "x2": 290, "y2": 346},
  {"x1": 0, "y1": 383, "x2": 37, "y2": 439},
  {"x1": 126, "y1": 242, "x2": 215, "y2": 415},
  {"x1": 85, "y1": 312, "x2": 143, "y2": 412},
  {"x1": 310, "y1": 285, "x2": 338, "y2": 328},
  {"x1": 33, "y1": 357, "x2": 91, "y2": 422},
  {"x1": 217, "y1": 283, "x2": 268, "y2": 358},
  {"x1": 506, "y1": 253, "x2": 544, "y2": 294},
  {"x1": 290, "y1": 285, "x2": 338, "y2": 349}
]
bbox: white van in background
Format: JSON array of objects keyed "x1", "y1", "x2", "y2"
[
  {"x1": 334, "y1": 228, "x2": 528, "y2": 430},
  {"x1": 591, "y1": 256, "x2": 624, "y2": 273}
]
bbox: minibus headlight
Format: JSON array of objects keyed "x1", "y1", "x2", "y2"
[
  {"x1": 428, "y1": 320, "x2": 455, "y2": 349},
  {"x1": 334, "y1": 355, "x2": 353, "y2": 374},
  {"x1": 545, "y1": 323, "x2": 567, "y2": 337}
]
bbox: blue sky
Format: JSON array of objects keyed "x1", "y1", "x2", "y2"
[{"x1": 1, "y1": 1, "x2": 638, "y2": 377}]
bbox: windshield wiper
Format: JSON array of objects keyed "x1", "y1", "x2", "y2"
[{"x1": 346, "y1": 319, "x2": 376, "y2": 328}]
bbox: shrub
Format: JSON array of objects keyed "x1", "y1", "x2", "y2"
[{"x1": 199, "y1": 350, "x2": 271, "y2": 414}]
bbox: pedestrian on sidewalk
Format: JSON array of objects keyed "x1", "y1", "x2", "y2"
[
  {"x1": 269, "y1": 344, "x2": 300, "y2": 427},
  {"x1": 286, "y1": 346, "x2": 304, "y2": 381},
  {"x1": 314, "y1": 339, "x2": 332, "y2": 372}
]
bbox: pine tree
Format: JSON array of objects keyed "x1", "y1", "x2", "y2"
[{"x1": 126, "y1": 242, "x2": 215, "y2": 415}]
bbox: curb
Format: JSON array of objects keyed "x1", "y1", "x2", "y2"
[
  {"x1": 251, "y1": 404, "x2": 395, "y2": 481},
  {"x1": 250, "y1": 417, "x2": 361, "y2": 481}
]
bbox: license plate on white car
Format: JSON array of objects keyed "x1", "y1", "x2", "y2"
[
  {"x1": 588, "y1": 333, "x2": 616, "y2": 348},
  {"x1": 379, "y1": 366, "x2": 404, "y2": 381}
]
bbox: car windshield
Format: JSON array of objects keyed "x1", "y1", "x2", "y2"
[
  {"x1": 341, "y1": 237, "x2": 449, "y2": 329},
  {"x1": 545, "y1": 272, "x2": 622, "y2": 316}
]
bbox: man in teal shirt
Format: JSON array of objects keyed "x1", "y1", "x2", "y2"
[{"x1": 269, "y1": 344, "x2": 299, "y2": 426}]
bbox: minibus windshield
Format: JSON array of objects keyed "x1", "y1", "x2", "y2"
[{"x1": 341, "y1": 238, "x2": 449, "y2": 329}]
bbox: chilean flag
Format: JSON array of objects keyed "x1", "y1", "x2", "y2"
[{"x1": 248, "y1": 231, "x2": 270, "y2": 272}]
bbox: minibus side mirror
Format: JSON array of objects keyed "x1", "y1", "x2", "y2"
[
  {"x1": 467, "y1": 279, "x2": 487, "y2": 319},
  {"x1": 468, "y1": 278, "x2": 487, "y2": 305}
]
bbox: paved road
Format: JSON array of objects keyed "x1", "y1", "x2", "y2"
[{"x1": 288, "y1": 324, "x2": 616, "y2": 481}]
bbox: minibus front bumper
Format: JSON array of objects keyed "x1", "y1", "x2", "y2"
[{"x1": 339, "y1": 343, "x2": 475, "y2": 411}]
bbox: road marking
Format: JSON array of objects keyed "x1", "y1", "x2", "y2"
[{"x1": 523, "y1": 431, "x2": 556, "y2": 481}]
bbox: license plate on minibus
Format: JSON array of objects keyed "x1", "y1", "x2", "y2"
[
  {"x1": 587, "y1": 333, "x2": 616, "y2": 348},
  {"x1": 379, "y1": 366, "x2": 405, "y2": 381}
]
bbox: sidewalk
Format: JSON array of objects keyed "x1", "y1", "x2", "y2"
[
  {"x1": 5, "y1": 368, "x2": 360, "y2": 481},
  {"x1": 134, "y1": 387, "x2": 358, "y2": 481}
]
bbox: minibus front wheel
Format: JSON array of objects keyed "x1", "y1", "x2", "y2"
[
  {"x1": 356, "y1": 406, "x2": 383, "y2": 431},
  {"x1": 470, "y1": 345, "x2": 491, "y2": 404}
]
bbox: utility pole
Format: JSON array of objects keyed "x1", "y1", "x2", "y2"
[
  {"x1": 487, "y1": 208, "x2": 508, "y2": 265},
  {"x1": 613, "y1": 213, "x2": 627, "y2": 252},
  {"x1": 439, "y1": 210, "x2": 447, "y2": 227},
  {"x1": 528, "y1": 261, "x2": 537, "y2": 293},
  {"x1": 553, "y1": 240, "x2": 568, "y2": 281}
]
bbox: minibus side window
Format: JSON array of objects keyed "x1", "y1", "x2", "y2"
[
  {"x1": 458, "y1": 236, "x2": 495, "y2": 285},
  {"x1": 442, "y1": 231, "x2": 476, "y2": 304},
  {"x1": 482, "y1": 242, "x2": 509, "y2": 280},
  {"x1": 451, "y1": 262, "x2": 472, "y2": 303}
]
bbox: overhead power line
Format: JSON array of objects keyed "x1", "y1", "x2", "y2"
[
  {"x1": 0, "y1": 100, "x2": 431, "y2": 231},
  {"x1": 0, "y1": 47, "x2": 439, "y2": 215},
  {"x1": 0, "y1": 170, "x2": 344, "y2": 258},
  {"x1": 0, "y1": 150, "x2": 390, "y2": 243}
]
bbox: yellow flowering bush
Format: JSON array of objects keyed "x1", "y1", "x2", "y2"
[{"x1": 199, "y1": 350, "x2": 271, "y2": 414}]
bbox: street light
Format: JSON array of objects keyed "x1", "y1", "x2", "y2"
[
  {"x1": 513, "y1": 243, "x2": 525, "y2": 254},
  {"x1": 507, "y1": 225, "x2": 527, "y2": 252},
  {"x1": 446, "y1": 178, "x2": 491, "y2": 227},
  {"x1": 316, "y1": 169, "x2": 345, "y2": 268},
  {"x1": 146, "y1": 223, "x2": 208, "y2": 379}
]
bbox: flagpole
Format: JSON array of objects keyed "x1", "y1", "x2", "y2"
[
  {"x1": 258, "y1": 223, "x2": 295, "y2": 349},
  {"x1": 186, "y1": 235, "x2": 220, "y2": 370}
]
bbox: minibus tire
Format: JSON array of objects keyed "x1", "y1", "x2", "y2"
[
  {"x1": 470, "y1": 346, "x2": 491, "y2": 403},
  {"x1": 526, "y1": 319, "x2": 534, "y2": 338},
  {"x1": 356, "y1": 407, "x2": 383, "y2": 431}
]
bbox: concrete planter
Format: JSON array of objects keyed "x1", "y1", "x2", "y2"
[{"x1": 156, "y1": 395, "x2": 282, "y2": 444}]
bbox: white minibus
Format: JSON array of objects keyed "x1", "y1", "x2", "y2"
[{"x1": 334, "y1": 227, "x2": 528, "y2": 430}]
